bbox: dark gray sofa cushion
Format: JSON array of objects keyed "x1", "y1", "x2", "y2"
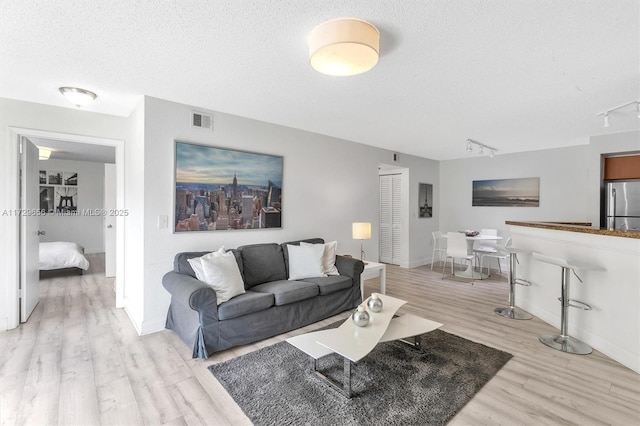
[
  {"x1": 239, "y1": 243, "x2": 287, "y2": 288},
  {"x1": 217, "y1": 291, "x2": 274, "y2": 321},
  {"x1": 251, "y1": 280, "x2": 319, "y2": 306},
  {"x1": 301, "y1": 275, "x2": 353, "y2": 295},
  {"x1": 174, "y1": 250, "x2": 243, "y2": 279}
]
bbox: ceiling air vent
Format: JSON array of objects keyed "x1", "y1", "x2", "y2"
[{"x1": 191, "y1": 111, "x2": 213, "y2": 130}]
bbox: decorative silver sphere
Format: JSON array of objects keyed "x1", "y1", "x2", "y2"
[
  {"x1": 367, "y1": 293, "x2": 383, "y2": 313},
  {"x1": 351, "y1": 305, "x2": 370, "y2": 327}
]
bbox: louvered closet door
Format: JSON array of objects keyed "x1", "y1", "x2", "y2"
[
  {"x1": 391, "y1": 174, "x2": 402, "y2": 265},
  {"x1": 379, "y1": 175, "x2": 392, "y2": 263},
  {"x1": 379, "y1": 174, "x2": 402, "y2": 265}
]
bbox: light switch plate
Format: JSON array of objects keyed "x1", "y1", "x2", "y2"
[{"x1": 158, "y1": 214, "x2": 168, "y2": 229}]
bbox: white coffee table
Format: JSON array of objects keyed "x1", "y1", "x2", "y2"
[{"x1": 286, "y1": 294, "x2": 443, "y2": 397}]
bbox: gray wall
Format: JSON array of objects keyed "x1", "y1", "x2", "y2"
[
  {"x1": 138, "y1": 96, "x2": 439, "y2": 332},
  {"x1": 38, "y1": 159, "x2": 106, "y2": 253}
]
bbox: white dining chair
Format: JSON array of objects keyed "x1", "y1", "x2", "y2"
[
  {"x1": 479, "y1": 237, "x2": 512, "y2": 277},
  {"x1": 442, "y1": 232, "x2": 475, "y2": 284},
  {"x1": 431, "y1": 231, "x2": 447, "y2": 270},
  {"x1": 473, "y1": 228, "x2": 498, "y2": 264}
]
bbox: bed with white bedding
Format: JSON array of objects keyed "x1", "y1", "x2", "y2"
[{"x1": 39, "y1": 241, "x2": 90, "y2": 273}]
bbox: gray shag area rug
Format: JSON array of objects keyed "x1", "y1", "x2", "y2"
[{"x1": 208, "y1": 323, "x2": 512, "y2": 426}]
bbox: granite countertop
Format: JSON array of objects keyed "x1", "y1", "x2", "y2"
[{"x1": 505, "y1": 221, "x2": 640, "y2": 239}]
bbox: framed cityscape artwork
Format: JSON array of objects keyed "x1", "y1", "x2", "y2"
[{"x1": 174, "y1": 141, "x2": 283, "y2": 232}]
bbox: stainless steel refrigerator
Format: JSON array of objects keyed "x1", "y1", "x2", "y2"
[{"x1": 604, "y1": 180, "x2": 640, "y2": 231}]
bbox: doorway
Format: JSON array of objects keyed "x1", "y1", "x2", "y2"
[{"x1": 9, "y1": 127, "x2": 125, "y2": 329}]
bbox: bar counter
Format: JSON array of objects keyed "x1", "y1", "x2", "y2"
[
  {"x1": 506, "y1": 221, "x2": 640, "y2": 373},
  {"x1": 505, "y1": 221, "x2": 640, "y2": 239}
]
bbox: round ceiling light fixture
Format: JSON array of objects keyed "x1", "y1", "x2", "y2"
[
  {"x1": 308, "y1": 18, "x2": 379, "y2": 77},
  {"x1": 59, "y1": 87, "x2": 97, "y2": 107}
]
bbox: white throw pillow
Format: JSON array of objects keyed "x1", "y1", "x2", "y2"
[
  {"x1": 200, "y1": 250, "x2": 245, "y2": 305},
  {"x1": 188, "y1": 246, "x2": 226, "y2": 281},
  {"x1": 301, "y1": 241, "x2": 339, "y2": 276},
  {"x1": 287, "y1": 243, "x2": 325, "y2": 280}
]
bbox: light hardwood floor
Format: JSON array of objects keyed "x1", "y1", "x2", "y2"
[{"x1": 1, "y1": 254, "x2": 638, "y2": 425}]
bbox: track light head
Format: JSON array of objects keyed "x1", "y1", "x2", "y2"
[
  {"x1": 466, "y1": 140, "x2": 472, "y2": 152},
  {"x1": 636, "y1": 102, "x2": 640, "y2": 118},
  {"x1": 603, "y1": 113, "x2": 610, "y2": 128},
  {"x1": 489, "y1": 149, "x2": 495, "y2": 158}
]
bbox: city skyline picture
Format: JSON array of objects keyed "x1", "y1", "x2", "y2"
[{"x1": 174, "y1": 141, "x2": 283, "y2": 232}]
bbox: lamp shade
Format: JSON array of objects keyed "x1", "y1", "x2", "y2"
[
  {"x1": 309, "y1": 18, "x2": 379, "y2": 76},
  {"x1": 352, "y1": 222, "x2": 372, "y2": 240}
]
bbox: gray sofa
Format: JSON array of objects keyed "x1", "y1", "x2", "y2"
[{"x1": 162, "y1": 238, "x2": 364, "y2": 358}]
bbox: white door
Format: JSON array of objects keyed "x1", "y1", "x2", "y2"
[
  {"x1": 104, "y1": 163, "x2": 116, "y2": 277},
  {"x1": 379, "y1": 175, "x2": 392, "y2": 263},
  {"x1": 379, "y1": 173, "x2": 403, "y2": 265},
  {"x1": 20, "y1": 138, "x2": 40, "y2": 322}
]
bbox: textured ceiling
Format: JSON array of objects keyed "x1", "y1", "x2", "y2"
[{"x1": 1, "y1": 0, "x2": 638, "y2": 160}]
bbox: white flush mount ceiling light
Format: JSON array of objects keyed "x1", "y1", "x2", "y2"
[
  {"x1": 597, "y1": 99, "x2": 640, "y2": 127},
  {"x1": 38, "y1": 147, "x2": 51, "y2": 160},
  {"x1": 308, "y1": 18, "x2": 379, "y2": 76},
  {"x1": 59, "y1": 87, "x2": 97, "y2": 107},
  {"x1": 466, "y1": 139, "x2": 497, "y2": 158}
]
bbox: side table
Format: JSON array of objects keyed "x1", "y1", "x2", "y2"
[{"x1": 359, "y1": 261, "x2": 387, "y2": 301}]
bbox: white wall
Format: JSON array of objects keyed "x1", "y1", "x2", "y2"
[
  {"x1": 38, "y1": 159, "x2": 106, "y2": 253},
  {"x1": 439, "y1": 146, "x2": 590, "y2": 238},
  {"x1": 439, "y1": 131, "x2": 640, "y2": 239},
  {"x1": 0, "y1": 97, "x2": 132, "y2": 331},
  {"x1": 139, "y1": 96, "x2": 438, "y2": 333}
]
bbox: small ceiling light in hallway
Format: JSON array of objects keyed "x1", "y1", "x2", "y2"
[{"x1": 59, "y1": 87, "x2": 97, "y2": 107}]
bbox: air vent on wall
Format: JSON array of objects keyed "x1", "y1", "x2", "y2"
[{"x1": 191, "y1": 111, "x2": 213, "y2": 130}]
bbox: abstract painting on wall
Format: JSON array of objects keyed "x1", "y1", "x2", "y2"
[
  {"x1": 174, "y1": 141, "x2": 283, "y2": 232},
  {"x1": 472, "y1": 177, "x2": 540, "y2": 207}
]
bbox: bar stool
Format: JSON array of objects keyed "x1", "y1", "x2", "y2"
[
  {"x1": 494, "y1": 247, "x2": 532, "y2": 320},
  {"x1": 532, "y1": 253, "x2": 604, "y2": 355}
]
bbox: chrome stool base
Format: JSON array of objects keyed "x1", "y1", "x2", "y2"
[
  {"x1": 494, "y1": 306, "x2": 532, "y2": 320},
  {"x1": 539, "y1": 334, "x2": 592, "y2": 355}
]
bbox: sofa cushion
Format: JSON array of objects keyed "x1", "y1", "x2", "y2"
[
  {"x1": 200, "y1": 250, "x2": 246, "y2": 305},
  {"x1": 217, "y1": 291, "x2": 275, "y2": 321},
  {"x1": 239, "y1": 243, "x2": 287, "y2": 288},
  {"x1": 251, "y1": 280, "x2": 319, "y2": 306},
  {"x1": 187, "y1": 246, "x2": 226, "y2": 281},
  {"x1": 281, "y1": 238, "x2": 324, "y2": 276},
  {"x1": 301, "y1": 275, "x2": 353, "y2": 295},
  {"x1": 174, "y1": 250, "x2": 243, "y2": 279},
  {"x1": 301, "y1": 241, "x2": 339, "y2": 276},
  {"x1": 286, "y1": 243, "x2": 325, "y2": 280}
]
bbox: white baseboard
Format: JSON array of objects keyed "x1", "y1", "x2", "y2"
[
  {"x1": 519, "y1": 302, "x2": 639, "y2": 374},
  {"x1": 140, "y1": 317, "x2": 166, "y2": 335}
]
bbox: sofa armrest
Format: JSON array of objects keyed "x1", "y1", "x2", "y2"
[
  {"x1": 335, "y1": 255, "x2": 365, "y2": 282},
  {"x1": 162, "y1": 271, "x2": 219, "y2": 320}
]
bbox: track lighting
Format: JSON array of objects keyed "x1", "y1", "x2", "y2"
[
  {"x1": 466, "y1": 139, "x2": 497, "y2": 158},
  {"x1": 597, "y1": 99, "x2": 640, "y2": 127}
]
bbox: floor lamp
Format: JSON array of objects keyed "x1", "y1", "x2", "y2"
[{"x1": 352, "y1": 222, "x2": 371, "y2": 264}]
